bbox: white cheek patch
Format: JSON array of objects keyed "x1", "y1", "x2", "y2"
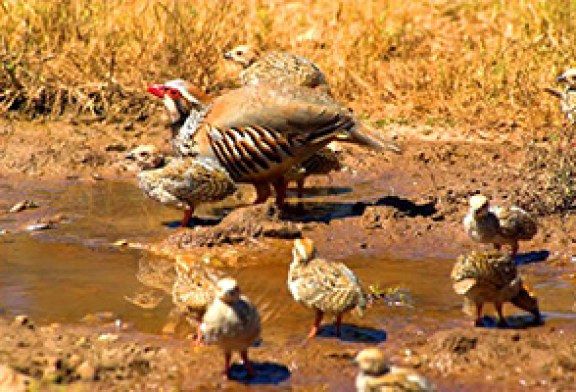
[{"x1": 163, "y1": 96, "x2": 179, "y2": 123}]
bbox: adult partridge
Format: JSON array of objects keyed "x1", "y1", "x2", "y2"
[
  {"x1": 288, "y1": 238, "x2": 367, "y2": 340},
  {"x1": 354, "y1": 347, "x2": 437, "y2": 392},
  {"x1": 463, "y1": 194, "x2": 537, "y2": 257},
  {"x1": 224, "y1": 44, "x2": 330, "y2": 93},
  {"x1": 148, "y1": 79, "x2": 343, "y2": 201},
  {"x1": 451, "y1": 250, "x2": 541, "y2": 327},
  {"x1": 148, "y1": 81, "x2": 397, "y2": 207},
  {"x1": 201, "y1": 278, "x2": 261, "y2": 379},
  {"x1": 126, "y1": 145, "x2": 236, "y2": 227}
]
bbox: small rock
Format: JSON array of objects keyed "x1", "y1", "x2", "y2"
[
  {"x1": 105, "y1": 143, "x2": 127, "y2": 152},
  {"x1": 26, "y1": 222, "x2": 52, "y2": 231},
  {"x1": 9, "y1": 200, "x2": 38, "y2": 213},
  {"x1": 91, "y1": 173, "x2": 104, "y2": 181},
  {"x1": 76, "y1": 361, "x2": 96, "y2": 381},
  {"x1": 0, "y1": 229, "x2": 8, "y2": 235},
  {"x1": 98, "y1": 333, "x2": 119, "y2": 342},
  {"x1": 112, "y1": 239, "x2": 129, "y2": 247},
  {"x1": 12, "y1": 315, "x2": 34, "y2": 329}
]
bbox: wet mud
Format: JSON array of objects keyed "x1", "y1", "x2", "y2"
[{"x1": 1, "y1": 119, "x2": 576, "y2": 390}]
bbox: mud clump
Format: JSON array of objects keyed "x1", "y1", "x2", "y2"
[
  {"x1": 167, "y1": 203, "x2": 303, "y2": 248},
  {"x1": 418, "y1": 327, "x2": 576, "y2": 389}
]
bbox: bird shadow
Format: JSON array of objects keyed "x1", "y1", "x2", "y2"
[
  {"x1": 476, "y1": 314, "x2": 543, "y2": 329},
  {"x1": 514, "y1": 250, "x2": 550, "y2": 266},
  {"x1": 282, "y1": 195, "x2": 437, "y2": 224},
  {"x1": 229, "y1": 361, "x2": 290, "y2": 385},
  {"x1": 374, "y1": 195, "x2": 437, "y2": 218},
  {"x1": 162, "y1": 216, "x2": 222, "y2": 228},
  {"x1": 315, "y1": 324, "x2": 387, "y2": 343}
]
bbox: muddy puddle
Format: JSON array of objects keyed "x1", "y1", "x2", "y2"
[{"x1": 1, "y1": 179, "x2": 576, "y2": 390}]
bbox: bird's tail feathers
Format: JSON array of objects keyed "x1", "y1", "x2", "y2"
[{"x1": 340, "y1": 123, "x2": 402, "y2": 154}]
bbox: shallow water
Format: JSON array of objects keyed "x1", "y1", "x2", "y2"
[{"x1": 1, "y1": 181, "x2": 574, "y2": 342}]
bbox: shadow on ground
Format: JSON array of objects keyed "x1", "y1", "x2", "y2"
[{"x1": 230, "y1": 361, "x2": 291, "y2": 385}]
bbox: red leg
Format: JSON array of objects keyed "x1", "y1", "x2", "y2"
[
  {"x1": 335, "y1": 313, "x2": 343, "y2": 337},
  {"x1": 474, "y1": 303, "x2": 484, "y2": 326},
  {"x1": 181, "y1": 206, "x2": 193, "y2": 227},
  {"x1": 306, "y1": 310, "x2": 324, "y2": 341},
  {"x1": 296, "y1": 178, "x2": 305, "y2": 199},
  {"x1": 240, "y1": 350, "x2": 255, "y2": 378},
  {"x1": 272, "y1": 177, "x2": 287, "y2": 207},
  {"x1": 193, "y1": 323, "x2": 203, "y2": 346},
  {"x1": 223, "y1": 351, "x2": 232, "y2": 379},
  {"x1": 495, "y1": 302, "x2": 509, "y2": 328},
  {"x1": 253, "y1": 183, "x2": 271, "y2": 204}
]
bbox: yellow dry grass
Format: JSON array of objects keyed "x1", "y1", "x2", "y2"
[{"x1": 1, "y1": 0, "x2": 575, "y2": 129}]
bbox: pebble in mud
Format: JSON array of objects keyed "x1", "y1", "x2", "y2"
[
  {"x1": 8, "y1": 200, "x2": 38, "y2": 213},
  {"x1": 26, "y1": 222, "x2": 52, "y2": 231}
]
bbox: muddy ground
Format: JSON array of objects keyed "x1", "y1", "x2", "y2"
[{"x1": 1, "y1": 117, "x2": 576, "y2": 391}]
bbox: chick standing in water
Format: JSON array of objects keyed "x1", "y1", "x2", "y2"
[
  {"x1": 288, "y1": 238, "x2": 367, "y2": 340},
  {"x1": 201, "y1": 278, "x2": 261, "y2": 379}
]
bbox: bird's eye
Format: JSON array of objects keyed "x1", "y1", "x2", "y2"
[
  {"x1": 235, "y1": 50, "x2": 243, "y2": 56},
  {"x1": 140, "y1": 152, "x2": 149, "y2": 158},
  {"x1": 167, "y1": 88, "x2": 181, "y2": 98}
]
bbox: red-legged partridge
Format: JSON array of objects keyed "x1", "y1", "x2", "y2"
[
  {"x1": 126, "y1": 145, "x2": 236, "y2": 227},
  {"x1": 463, "y1": 194, "x2": 537, "y2": 257},
  {"x1": 148, "y1": 81, "x2": 397, "y2": 207},
  {"x1": 354, "y1": 348, "x2": 437, "y2": 392},
  {"x1": 171, "y1": 260, "x2": 222, "y2": 344},
  {"x1": 288, "y1": 238, "x2": 367, "y2": 340},
  {"x1": 148, "y1": 79, "x2": 344, "y2": 201},
  {"x1": 451, "y1": 250, "x2": 541, "y2": 327},
  {"x1": 201, "y1": 278, "x2": 261, "y2": 379},
  {"x1": 224, "y1": 44, "x2": 330, "y2": 93}
]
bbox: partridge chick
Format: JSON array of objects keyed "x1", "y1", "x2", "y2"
[
  {"x1": 354, "y1": 348, "x2": 437, "y2": 392},
  {"x1": 224, "y1": 44, "x2": 330, "y2": 93},
  {"x1": 201, "y1": 278, "x2": 261, "y2": 379},
  {"x1": 463, "y1": 194, "x2": 537, "y2": 257},
  {"x1": 171, "y1": 260, "x2": 221, "y2": 344},
  {"x1": 545, "y1": 69, "x2": 576, "y2": 124},
  {"x1": 148, "y1": 79, "x2": 344, "y2": 201},
  {"x1": 126, "y1": 145, "x2": 236, "y2": 227},
  {"x1": 288, "y1": 238, "x2": 367, "y2": 340},
  {"x1": 451, "y1": 250, "x2": 541, "y2": 327}
]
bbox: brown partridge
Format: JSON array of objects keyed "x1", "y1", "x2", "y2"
[
  {"x1": 354, "y1": 348, "x2": 437, "y2": 392},
  {"x1": 148, "y1": 79, "x2": 344, "y2": 201},
  {"x1": 148, "y1": 81, "x2": 397, "y2": 207},
  {"x1": 224, "y1": 44, "x2": 330, "y2": 93},
  {"x1": 201, "y1": 278, "x2": 261, "y2": 379},
  {"x1": 171, "y1": 260, "x2": 222, "y2": 344},
  {"x1": 288, "y1": 238, "x2": 367, "y2": 340},
  {"x1": 451, "y1": 250, "x2": 541, "y2": 327},
  {"x1": 463, "y1": 194, "x2": 537, "y2": 257},
  {"x1": 126, "y1": 145, "x2": 236, "y2": 227}
]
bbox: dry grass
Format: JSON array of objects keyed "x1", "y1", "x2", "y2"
[{"x1": 1, "y1": 0, "x2": 575, "y2": 129}]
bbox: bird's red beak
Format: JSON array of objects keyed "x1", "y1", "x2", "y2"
[{"x1": 147, "y1": 84, "x2": 165, "y2": 98}]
